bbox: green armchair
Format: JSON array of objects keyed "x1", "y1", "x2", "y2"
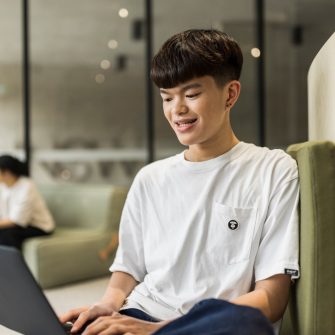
[
  {"x1": 281, "y1": 141, "x2": 335, "y2": 334},
  {"x1": 22, "y1": 184, "x2": 128, "y2": 289}
]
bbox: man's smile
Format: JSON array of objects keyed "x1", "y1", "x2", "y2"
[{"x1": 173, "y1": 118, "x2": 198, "y2": 132}]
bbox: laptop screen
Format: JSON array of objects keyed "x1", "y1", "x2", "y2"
[{"x1": 0, "y1": 246, "x2": 66, "y2": 335}]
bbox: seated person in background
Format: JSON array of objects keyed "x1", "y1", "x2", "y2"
[
  {"x1": 61, "y1": 29, "x2": 299, "y2": 335},
  {"x1": 0, "y1": 155, "x2": 54, "y2": 250}
]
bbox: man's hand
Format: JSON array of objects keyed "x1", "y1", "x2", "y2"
[
  {"x1": 59, "y1": 302, "x2": 117, "y2": 333},
  {"x1": 59, "y1": 272, "x2": 139, "y2": 333},
  {"x1": 81, "y1": 313, "x2": 165, "y2": 335}
]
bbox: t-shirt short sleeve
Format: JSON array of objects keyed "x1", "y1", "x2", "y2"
[
  {"x1": 110, "y1": 173, "x2": 147, "y2": 282},
  {"x1": 254, "y1": 163, "x2": 300, "y2": 281}
]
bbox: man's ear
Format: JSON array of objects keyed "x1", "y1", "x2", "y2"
[{"x1": 225, "y1": 80, "x2": 241, "y2": 109}]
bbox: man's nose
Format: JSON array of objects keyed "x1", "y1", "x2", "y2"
[{"x1": 172, "y1": 101, "x2": 188, "y2": 115}]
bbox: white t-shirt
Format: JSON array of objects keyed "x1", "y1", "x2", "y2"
[
  {"x1": 110, "y1": 142, "x2": 300, "y2": 322},
  {"x1": 0, "y1": 177, "x2": 55, "y2": 232}
]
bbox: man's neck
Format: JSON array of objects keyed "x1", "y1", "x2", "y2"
[{"x1": 186, "y1": 136, "x2": 240, "y2": 162}]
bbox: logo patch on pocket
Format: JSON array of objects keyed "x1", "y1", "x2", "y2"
[{"x1": 228, "y1": 220, "x2": 239, "y2": 230}]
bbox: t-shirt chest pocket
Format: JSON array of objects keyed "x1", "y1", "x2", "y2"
[{"x1": 208, "y1": 203, "x2": 257, "y2": 265}]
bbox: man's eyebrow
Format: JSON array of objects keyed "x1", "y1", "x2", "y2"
[
  {"x1": 181, "y1": 83, "x2": 202, "y2": 91},
  {"x1": 160, "y1": 83, "x2": 202, "y2": 94},
  {"x1": 159, "y1": 88, "x2": 170, "y2": 94}
]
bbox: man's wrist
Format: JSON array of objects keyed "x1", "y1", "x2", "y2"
[{"x1": 92, "y1": 300, "x2": 119, "y2": 313}]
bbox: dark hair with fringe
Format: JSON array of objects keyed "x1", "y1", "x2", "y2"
[
  {"x1": 0, "y1": 155, "x2": 28, "y2": 177},
  {"x1": 151, "y1": 29, "x2": 243, "y2": 89}
]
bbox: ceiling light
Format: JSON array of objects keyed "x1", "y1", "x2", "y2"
[
  {"x1": 100, "y1": 60, "x2": 111, "y2": 70},
  {"x1": 251, "y1": 48, "x2": 261, "y2": 58},
  {"x1": 108, "y1": 39, "x2": 118, "y2": 49},
  {"x1": 118, "y1": 8, "x2": 129, "y2": 18},
  {"x1": 95, "y1": 74, "x2": 105, "y2": 84}
]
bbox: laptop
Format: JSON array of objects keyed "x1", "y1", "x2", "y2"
[{"x1": 0, "y1": 245, "x2": 80, "y2": 335}]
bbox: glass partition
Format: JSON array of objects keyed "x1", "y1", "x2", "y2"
[
  {"x1": 0, "y1": 0, "x2": 23, "y2": 159},
  {"x1": 2, "y1": 0, "x2": 333, "y2": 180},
  {"x1": 265, "y1": 0, "x2": 335, "y2": 148},
  {"x1": 30, "y1": 0, "x2": 146, "y2": 185}
]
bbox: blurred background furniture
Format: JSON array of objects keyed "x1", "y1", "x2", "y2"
[
  {"x1": 22, "y1": 184, "x2": 128, "y2": 289},
  {"x1": 281, "y1": 141, "x2": 335, "y2": 335}
]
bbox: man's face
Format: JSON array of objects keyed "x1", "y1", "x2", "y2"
[{"x1": 160, "y1": 76, "x2": 230, "y2": 147}]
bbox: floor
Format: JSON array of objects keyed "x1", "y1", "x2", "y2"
[{"x1": 0, "y1": 276, "x2": 110, "y2": 335}]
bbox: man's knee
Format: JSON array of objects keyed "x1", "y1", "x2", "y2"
[
  {"x1": 235, "y1": 305, "x2": 274, "y2": 335},
  {"x1": 191, "y1": 299, "x2": 274, "y2": 335}
]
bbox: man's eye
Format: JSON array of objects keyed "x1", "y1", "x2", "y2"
[
  {"x1": 186, "y1": 92, "x2": 201, "y2": 99},
  {"x1": 163, "y1": 97, "x2": 172, "y2": 102}
]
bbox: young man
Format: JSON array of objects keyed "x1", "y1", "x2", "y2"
[{"x1": 61, "y1": 29, "x2": 299, "y2": 335}]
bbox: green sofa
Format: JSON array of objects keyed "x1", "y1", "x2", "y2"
[
  {"x1": 22, "y1": 184, "x2": 128, "y2": 289},
  {"x1": 281, "y1": 141, "x2": 335, "y2": 334}
]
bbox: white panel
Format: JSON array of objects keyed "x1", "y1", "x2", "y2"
[{"x1": 308, "y1": 32, "x2": 335, "y2": 141}]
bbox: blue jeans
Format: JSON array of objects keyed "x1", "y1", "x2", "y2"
[{"x1": 120, "y1": 298, "x2": 274, "y2": 335}]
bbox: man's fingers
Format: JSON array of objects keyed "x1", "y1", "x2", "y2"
[
  {"x1": 82, "y1": 315, "x2": 128, "y2": 335},
  {"x1": 82, "y1": 314, "x2": 153, "y2": 335},
  {"x1": 71, "y1": 310, "x2": 92, "y2": 332},
  {"x1": 59, "y1": 306, "x2": 88, "y2": 323},
  {"x1": 82, "y1": 316, "x2": 110, "y2": 335}
]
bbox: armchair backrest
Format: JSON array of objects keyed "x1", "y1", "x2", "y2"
[
  {"x1": 281, "y1": 141, "x2": 335, "y2": 334},
  {"x1": 38, "y1": 184, "x2": 128, "y2": 231}
]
